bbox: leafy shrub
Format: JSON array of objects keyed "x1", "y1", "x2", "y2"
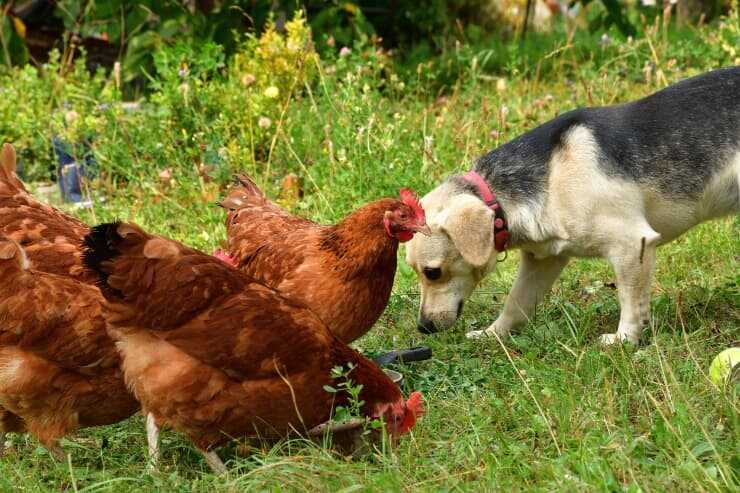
[
  {"x1": 0, "y1": 49, "x2": 117, "y2": 181},
  {"x1": 0, "y1": 12, "x2": 316, "y2": 188}
]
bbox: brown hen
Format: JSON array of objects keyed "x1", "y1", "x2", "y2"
[
  {"x1": 0, "y1": 238, "x2": 139, "y2": 458},
  {"x1": 219, "y1": 175, "x2": 430, "y2": 343},
  {"x1": 0, "y1": 143, "x2": 93, "y2": 282},
  {"x1": 82, "y1": 222, "x2": 424, "y2": 473}
]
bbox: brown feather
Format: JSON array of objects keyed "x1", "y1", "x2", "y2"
[
  {"x1": 0, "y1": 143, "x2": 26, "y2": 193},
  {"x1": 0, "y1": 143, "x2": 93, "y2": 283}
]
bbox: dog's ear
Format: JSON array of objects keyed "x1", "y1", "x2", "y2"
[{"x1": 439, "y1": 194, "x2": 494, "y2": 267}]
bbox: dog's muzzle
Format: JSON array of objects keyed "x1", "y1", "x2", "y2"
[
  {"x1": 417, "y1": 301, "x2": 464, "y2": 334},
  {"x1": 417, "y1": 316, "x2": 437, "y2": 334}
]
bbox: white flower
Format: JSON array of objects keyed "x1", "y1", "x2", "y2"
[
  {"x1": 64, "y1": 110, "x2": 79, "y2": 124},
  {"x1": 339, "y1": 47, "x2": 350, "y2": 57},
  {"x1": 264, "y1": 86, "x2": 279, "y2": 98},
  {"x1": 241, "y1": 74, "x2": 256, "y2": 87},
  {"x1": 158, "y1": 168, "x2": 173, "y2": 182},
  {"x1": 258, "y1": 116, "x2": 272, "y2": 129}
]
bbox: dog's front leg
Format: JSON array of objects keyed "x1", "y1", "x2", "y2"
[
  {"x1": 467, "y1": 252, "x2": 569, "y2": 339},
  {"x1": 601, "y1": 231, "x2": 661, "y2": 345}
]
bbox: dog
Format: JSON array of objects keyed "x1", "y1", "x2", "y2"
[{"x1": 405, "y1": 66, "x2": 740, "y2": 344}]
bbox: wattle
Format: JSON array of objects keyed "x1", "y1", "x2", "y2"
[{"x1": 395, "y1": 231, "x2": 414, "y2": 243}]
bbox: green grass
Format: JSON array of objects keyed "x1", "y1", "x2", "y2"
[{"x1": 1, "y1": 21, "x2": 739, "y2": 492}]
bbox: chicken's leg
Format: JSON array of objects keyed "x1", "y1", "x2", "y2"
[
  {"x1": 146, "y1": 413, "x2": 160, "y2": 469},
  {"x1": 201, "y1": 449, "x2": 227, "y2": 475},
  {"x1": 48, "y1": 443, "x2": 66, "y2": 462},
  {"x1": 0, "y1": 432, "x2": 5, "y2": 456}
]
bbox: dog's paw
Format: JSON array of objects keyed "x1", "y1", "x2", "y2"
[
  {"x1": 466, "y1": 329, "x2": 491, "y2": 339},
  {"x1": 466, "y1": 324, "x2": 510, "y2": 340},
  {"x1": 599, "y1": 332, "x2": 638, "y2": 345}
]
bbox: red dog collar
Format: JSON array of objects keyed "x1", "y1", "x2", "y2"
[{"x1": 463, "y1": 171, "x2": 510, "y2": 252}]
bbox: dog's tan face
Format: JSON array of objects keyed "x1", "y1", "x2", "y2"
[{"x1": 405, "y1": 183, "x2": 498, "y2": 333}]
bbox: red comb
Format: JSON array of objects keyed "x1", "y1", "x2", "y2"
[
  {"x1": 213, "y1": 249, "x2": 237, "y2": 267},
  {"x1": 399, "y1": 188, "x2": 425, "y2": 223}
]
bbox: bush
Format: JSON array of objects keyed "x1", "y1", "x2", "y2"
[
  {"x1": 0, "y1": 13, "x2": 317, "y2": 188},
  {"x1": 0, "y1": 49, "x2": 115, "y2": 181}
]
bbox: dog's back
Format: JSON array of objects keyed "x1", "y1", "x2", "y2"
[
  {"x1": 585, "y1": 66, "x2": 739, "y2": 199},
  {"x1": 476, "y1": 66, "x2": 740, "y2": 210}
]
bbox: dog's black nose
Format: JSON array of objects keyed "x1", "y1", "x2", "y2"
[{"x1": 417, "y1": 317, "x2": 437, "y2": 334}]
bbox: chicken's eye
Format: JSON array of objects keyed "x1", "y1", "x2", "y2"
[{"x1": 423, "y1": 267, "x2": 441, "y2": 281}]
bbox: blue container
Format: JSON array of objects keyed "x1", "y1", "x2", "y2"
[{"x1": 53, "y1": 137, "x2": 96, "y2": 203}]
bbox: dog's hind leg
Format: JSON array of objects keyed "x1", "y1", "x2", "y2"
[
  {"x1": 601, "y1": 226, "x2": 661, "y2": 345},
  {"x1": 468, "y1": 253, "x2": 569, "y2": 339}
]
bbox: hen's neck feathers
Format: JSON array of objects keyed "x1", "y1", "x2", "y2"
[
  {"x1": 331, "y1": 343, "x2": 402, "y2": 413},
  {"x1": 319, "y1": 199, "x2": 399, "y2": 278}
]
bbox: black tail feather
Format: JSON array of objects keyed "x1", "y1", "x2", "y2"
[{"x1": 82, "y1": 221, "x2": 124, "y2": 298}]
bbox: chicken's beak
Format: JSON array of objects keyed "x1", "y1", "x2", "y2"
[{"x1": 414, "y1": 223, "x2": 432, "y2": 236}]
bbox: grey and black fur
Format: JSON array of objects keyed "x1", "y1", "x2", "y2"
[{"x1": 473, "y1": 65, "x2": 740, "y2": 200}]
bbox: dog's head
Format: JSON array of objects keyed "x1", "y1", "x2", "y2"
[{"x1": 405, "y1": 181, "x2": 499, "y2": 333}]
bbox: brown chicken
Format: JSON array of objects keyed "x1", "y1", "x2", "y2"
[
  {"x1": 82, "y1": 222, "x2": 424, "y2": 473},
  {"x1": 0, "y1": 238, "x2": 139, "y2": 458},
  {"x1": 219, "y1": 175, "x2": 430, "y2": 343},
  {"x1": 0, "y1": 143, "x2": 93, "y2": 282}
]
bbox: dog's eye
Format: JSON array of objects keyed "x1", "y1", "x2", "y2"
[{"x1": 423, "y1": 267, "x2": 441, "y2": 281}]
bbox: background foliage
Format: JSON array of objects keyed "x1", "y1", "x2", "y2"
[
  {"x1": 1, "y1": 1, "x2": 739, "y2": 186},
  {"x1": 0, "y1": 1, "x2": 737, "y2": 491}
]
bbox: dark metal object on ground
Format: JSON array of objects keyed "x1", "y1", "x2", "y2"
[{"x1": 373, "y1": 346, "x2": 432, "y2": 367}]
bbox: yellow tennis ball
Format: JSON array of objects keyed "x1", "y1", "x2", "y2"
[{"x1": 709, "y1": 348, "x2": 740, "y2": 386}]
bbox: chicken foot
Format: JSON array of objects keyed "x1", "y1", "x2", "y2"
[
  {"x1": 201, "y1": 449, "x2": 228, "y2": 475},
  {"x1": 0, "y1": 433, "x2": 65, "y2": 461},
  {"x1": 40, "y1": 438, "x2": 67, "y2": 462},
  {"x1": 146, "y1": 413, "x2": 160, "y2": 469},
  {"x1": 145, "y1": 412, "x2": 225, "y2": 475},
  {"x1": 49, "y1": 445, "x2": 67, "y2": 462}
]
